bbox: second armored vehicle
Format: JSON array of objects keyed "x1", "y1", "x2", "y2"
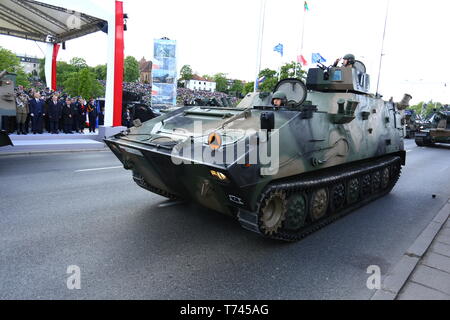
[{"x1": 415, "y1": 107, "x2": 450, "y2": 147}]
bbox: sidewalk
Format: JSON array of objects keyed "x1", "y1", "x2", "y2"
[
  {"x1": 0, "y1": 132, "x2": 108, "y2": 155},
  {"x1": 397, "y1": 213, "x2": 450, "y2": 299},
  {"x1": 373, "y1": 199, "x2": 450, "y2": 300}
]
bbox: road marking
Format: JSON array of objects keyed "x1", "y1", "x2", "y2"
[
  {"x1": 406, "y1": 150, "x2": 412, "y2": 153},
  {"x1": 75, "y1": 166, "x2": 122, "y2": 173}
]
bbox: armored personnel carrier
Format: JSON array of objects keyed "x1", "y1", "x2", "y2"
[
  {"x1": 0, "y1": 70, "x2": 15, "y2": 147},
  {"x1": 415, "y1": 107, "x2": 450, "y2": 147},
  {"x1": 105, "y1": 62, "x2": 408, "y2": 241},
  {"x1": 404, "y1": 109, "x2": 419, "y2": 138}
]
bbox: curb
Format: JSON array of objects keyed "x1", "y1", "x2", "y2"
[
  {"x1": 371, "y1": 198, "x2": 450, "y2": 300},
  {"x1": 0, "y1": 148, "x2": 110, "y2": 156}
]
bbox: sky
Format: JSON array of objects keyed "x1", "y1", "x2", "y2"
[{"x1": 0, "y1": 0, "x2": 449, "y2": 104}]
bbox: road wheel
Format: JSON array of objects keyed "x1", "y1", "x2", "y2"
[
  {"x1": 361, "y1": 174, "x2": 372, "y2": 198},
  {"x1": 284, "y1": 193, "x2": 308, "y2": 230},
  {"x1": 372, "y1": 171, "x2": 381, "y2": 193},
  {"x1": 347, "y1": 178, "x2": 360, "y2": 204},
  {"x1": 329, "y1": 183, "x2": 346, "y2": 212},
  {"x1": 381, "y1": 167, "x2": 390, "y2": 189},
  {"x1": 260, "y1": 190, "x2": 287, "y2": 235},
  {"x1": 309, "y1": 188, "x2": 329, "y2": 221}
]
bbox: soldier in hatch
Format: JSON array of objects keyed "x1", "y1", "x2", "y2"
[
  {"x1": 333, "y1": 53, "x2": 356, "y2": 68},
  {"x1": 271, "y1": 91, "x2": 287, "y2": 107}
]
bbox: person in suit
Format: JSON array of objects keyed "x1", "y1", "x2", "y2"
[
  {"x1": 123, "y1": 108, "x2": 132, "y2": 128},
  {"x1": 62, "y1": 98, "x2": 73, "y2": 134},
  {"x1": 87, "y1": 98, "x2": 98, "y2": 133},
  {"x1": 48, "y1": 94, "x2": 62, "y2": 134},
  {"x1": 29, "y1": 92, "x2": 45, "y2": 134},
  {"x1": 71, "y1": 98, "x2": 81, "y2": 133},
  {"x1": 78, "y1": 98, "x2": 87, "y2": 134}
]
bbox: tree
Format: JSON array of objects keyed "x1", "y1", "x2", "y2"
[
  {"x1": 410, "y1": 100, "x2": 443, "y2": 118},
  {"x1": 0, "y1": 46, "x2": 29, "y2": 87},
  {"x1": 229, "y1": 80, "x2": 244, "y2": 97},
  {"x1": 63, "y1": 68, "x2": 105, "y2": 99},
  {"x1": 124, "y1": 56, "x2": 140, "y2": 82},
  {"x1": 214, "y1": 73, "x2": 228, "y2": 93},
  {"x1": 258, "y1": 68, "x2": 278, "y2": 92},
  {"x1": 280, "y1": 61, "x2": 306, "y2": 80},
  {"x1": 243, "y1": 81, "x2": 254, "y2": 95},
  {"x1": 69, "y1": 57, "x2": 88, "y2": 71},
  {"x1": 180, "y1": 65, "x2": 193, "y2": 80},
  {"x1": 93, "y1": 64, "x2": 107, "y2": 80},
  {"x1": 56, "y1": 61, "x2": 77, "y2": 86}
]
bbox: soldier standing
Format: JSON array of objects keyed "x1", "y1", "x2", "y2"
[
  {"x1": 87, "y1": 98, "x2": 98, "y2": 133},
  {"x1": 15, "y1": 93, "x2": 29, "y2": 135}
]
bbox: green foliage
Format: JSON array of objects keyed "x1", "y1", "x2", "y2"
[
  {"x1": 214, "y1": 73, "x2": 228, "y2": 93},
  {"x1": 243, "y1": 81, "x2": 255, "y2": 95},
  {"x1": 93, "y1": 64, "x2": 107, "y2": 80},
  {"x1": 410, "y1": 101, "x2": 443, "y2": 118},
  {"x1": 258, "y1": 68, "x2": 278, "y2": 92},
  {"x1": 229, "y1": 80, "x2": 244, "y2": 96},
  {"x1": 280, "y1": 61, "x2": 306, "y2": 80},
  {"x1": 63, "y1": 68, "x2": 105, "y2": 99},
  {"x1": 180, "y1": 65, "x2": 193, "y2": 80},
  {"x1": 69, "y1": 57, "x2": 88, "y2": 71},
  {"x1": 124, "y1": 56, "x2": 140, "y2": 82},
  {"x1": 0, "y1": 46, "x2": 29, "y2": 87},
  {"x1": 257, "y1": 62, "x2": 306, "y2": 92},
  {"x1": 56, "y1": 61, "x2": 77, "y2": 85}
]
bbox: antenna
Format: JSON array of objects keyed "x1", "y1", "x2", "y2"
[
  {"x1": 254, "y1": 0, "x2": 267, "y2": 92},
  {"x1": 375, "y1": 0, "x2": 390, "y2": 97}
]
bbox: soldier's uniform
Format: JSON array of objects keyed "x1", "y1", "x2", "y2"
[{"x1": 15, "y1": 94, "x2": 29, "y2": 134}]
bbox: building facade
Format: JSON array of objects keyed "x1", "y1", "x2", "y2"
[
  {"x1": 139, "y1": 57, "x2": 152, "y2": 84},
  {"x1": 17, "y1": 55, "x2": 40, "y2": 75},
  {"x1": 184, "y1": 75, "x2": 216, "y2": 92}
]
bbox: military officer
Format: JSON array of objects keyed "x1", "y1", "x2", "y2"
[{"x1": 15, "y1": 93, "x2": 29, "y2": 135}]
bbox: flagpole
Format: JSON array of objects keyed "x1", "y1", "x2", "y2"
[
  {"x1": 295, "y1": 4, "x2": 306, "y2": 77},
  {"x1": 254, "y1": 0, "x2": 267, "y2": 92},
  {"x1": 375, "y1": 0, "x2": 390, "y2": 97}
]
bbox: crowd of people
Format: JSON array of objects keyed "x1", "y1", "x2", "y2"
[
  {"x1": 11, "y1": 81, "x2": 239, "y2": 135},
  {"x1": 14, "y1": 86, "x2": 103, "y2": 135},
  {"x1": 107, "y1": 81, "x2": 239, "y2": 107}
]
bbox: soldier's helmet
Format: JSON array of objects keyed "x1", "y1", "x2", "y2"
[
  {"x1": 343, "y1": 53, "x2": 356, "y2": 65},
  {"x1": 271, "y1": 91, "x2": 287, "y2": 106}
]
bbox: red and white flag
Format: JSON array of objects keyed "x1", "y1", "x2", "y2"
[{"x1": 297, "y1": 55, "x2": 308, "y2": 66}]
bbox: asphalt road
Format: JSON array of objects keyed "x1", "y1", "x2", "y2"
[{"x1": 0, "y1": 139, "x2": 449, "y2": 299}]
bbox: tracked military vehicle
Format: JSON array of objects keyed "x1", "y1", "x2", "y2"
[
  {"x1": 415, "y1": 107, "x2": 450, "y2": 147},
  {"x1": 105, "y1": 61, "x2": 408, "y2": 241},
  {"x1": 0, "y1": 70, "x2": 15, "y2": 147}
]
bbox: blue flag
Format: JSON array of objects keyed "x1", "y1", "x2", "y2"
[
  {"x1": 273, "y1": 43, "x2": 284, "y2": 56},
  {"x1": 312, "y1": 53, "x2": 326, "y2": 64}
]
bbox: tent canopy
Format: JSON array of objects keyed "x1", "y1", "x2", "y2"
[{"x1": 0, "y1": 0, "x2": 106, "y2": 43}]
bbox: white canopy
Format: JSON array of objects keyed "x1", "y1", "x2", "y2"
[{"x1": 0, "y1": 0, "x2": 106, "y2": 43}]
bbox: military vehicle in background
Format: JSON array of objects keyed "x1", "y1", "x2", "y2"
[
  {"x1": 105, "y1": 60, "x2": 408, "y2": 241},
  {"x1": 122, "y1": 90, "x2": 159, "y2": 125},
  {"x1": 415, "y1": 106, "x2": 450, "y2": 147},
  {"x1": 404, "y1": 109, "x2": 419, "y2": 138},
  {"x1": 0, "y1": 70, "x2": 15, "y2": 147}
]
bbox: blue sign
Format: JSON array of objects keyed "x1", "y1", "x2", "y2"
[{"x1": 152, "y1": 39, "x2": 177, "y2": 106}]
